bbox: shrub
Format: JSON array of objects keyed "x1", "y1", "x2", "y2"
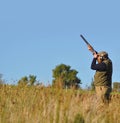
[{"x1": 74, "y1": 113, "x2": 84, "y2": 123}]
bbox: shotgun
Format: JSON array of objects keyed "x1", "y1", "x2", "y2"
[{"x1": 80, "y1": 34, "x2": 96, "y2": 53}]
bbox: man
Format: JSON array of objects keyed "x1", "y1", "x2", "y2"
[{"x1": 88, "y1": 45, "x2": 113, "y2": 104}]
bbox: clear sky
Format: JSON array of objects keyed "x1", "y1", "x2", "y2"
[{"x1": 0, "y1": 0, "x2": 120, "y2": 88}]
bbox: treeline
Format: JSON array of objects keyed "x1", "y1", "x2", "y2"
[
  {"x1": 113, "y1": 82, "x2": 120, "y2": 92},
  {"x1": 0, "y1": 64, "x2": 120, "y2": 92},
  {"x1": 0, "y1": 64, "x2": 81, "y2": 89}
]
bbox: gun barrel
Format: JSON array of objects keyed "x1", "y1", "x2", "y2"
[
  {"x1": 80, "y1": 35, "x2": 89, "y2": 45},
  {"x1": 80, "y1": 34, "x2": 95, "y2": 53}
]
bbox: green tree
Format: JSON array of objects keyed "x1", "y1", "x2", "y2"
[
  {"x1": 18, "y1": 75, "x2": 37, "y2": 86},
  {"x1": 29, "y1": 75, "x2": 37, "y2": 85},
  {"x1": 52, "y1": 64, "x2": 81, "y2": 88},
  {"x1": 18, "y1": 76, "x2": 28, "y2": 86},
  {"x1": 113, "y1": 82, "x2": 120, "y2": 92}
]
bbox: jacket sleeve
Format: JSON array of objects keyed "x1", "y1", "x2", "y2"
[{"x1": 91, "y1": 58, "x2": 107, "y2": 71}]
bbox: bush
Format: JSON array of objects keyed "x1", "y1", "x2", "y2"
[{"x1": 74, "y1": 113, "x2": 84, "y2": 123}]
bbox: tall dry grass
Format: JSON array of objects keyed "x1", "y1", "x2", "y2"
[{"x1": 0, "y1": 85, "x2": 120, "y2": 123}]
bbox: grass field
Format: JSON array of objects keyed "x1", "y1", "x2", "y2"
[{"x1": 0, "y1": 85, "x2": 120, "y2": 123}]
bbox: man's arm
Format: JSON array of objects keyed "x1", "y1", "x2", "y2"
[{"x1": 91, "y1": 58, "x2": 107, "y2": 71}]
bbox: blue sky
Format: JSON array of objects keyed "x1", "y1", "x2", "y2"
[{"x1": 0, "y1": 0, "x2": 120, "y2": 88}]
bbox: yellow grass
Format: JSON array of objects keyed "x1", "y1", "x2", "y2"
[{"x1": 0, "y1": 85, "x2": 120, "y2": 123}]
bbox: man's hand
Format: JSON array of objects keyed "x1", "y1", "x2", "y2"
[
  {"x1": 88, "y1": 45, "x2": 98, "y2": 58},
  {"x1": 93, "y1": 52, "x2": 98, "y2": 58},
  {"x1": 88, "y1": 45, "x2": 94, "y2": 52}
]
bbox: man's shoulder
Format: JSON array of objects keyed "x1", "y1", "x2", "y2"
[
  {"x1": 103, "y1": 59, "x2": 112, "y2": 64},
  {"x1": 103, "y1": 59, "x2": 112, "y2": 69}
]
